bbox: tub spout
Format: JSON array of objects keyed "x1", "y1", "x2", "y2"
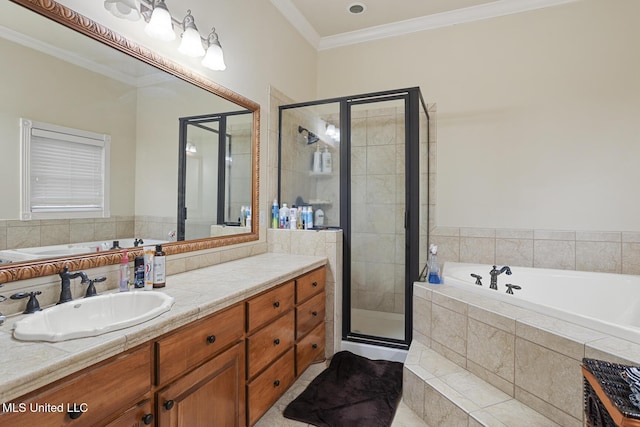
[{"x1": 489, "y1": 265, "x2": 512, "y2": 290}]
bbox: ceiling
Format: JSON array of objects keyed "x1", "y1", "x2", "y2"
[{"x1": 271, "y1": 0, "x2": 579, "y2": 50}]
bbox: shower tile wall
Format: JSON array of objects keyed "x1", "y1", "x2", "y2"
[
  {"x1": 279, "y1": 107, "x2": 340, "y2": 226},
  {"x1": 351, "y1": 107, "x2": 406, "y2": 314},
  {"x1": 427, "y1": 104, "x2": 640, "y2": 275}
]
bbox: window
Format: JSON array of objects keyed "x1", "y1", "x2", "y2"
[{"x1": 20, "y1": 118, "x2": 110, "y2": 220}]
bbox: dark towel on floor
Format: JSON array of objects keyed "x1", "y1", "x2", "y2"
[{"x1": 283, "y1": 350, "x2": 403, "y2": 427}]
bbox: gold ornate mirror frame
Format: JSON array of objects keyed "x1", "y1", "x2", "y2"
[{"x1": 0, "y1": 0, "x2": 260, "y2": 283}]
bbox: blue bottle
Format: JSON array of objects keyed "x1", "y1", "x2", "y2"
[{"x1": 427, "y1": 244, "x2": 441, "y2": 284}]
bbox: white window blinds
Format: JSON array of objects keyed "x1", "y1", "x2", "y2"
[{"x1": 21, "y1": 119, "x2": 110, "y2": 220}]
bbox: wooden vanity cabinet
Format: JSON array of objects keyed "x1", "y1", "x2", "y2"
[{"x1": 103, "y1": 399, "x2": 154, "y2": 427}]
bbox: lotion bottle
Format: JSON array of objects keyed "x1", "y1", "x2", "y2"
[{"x1": 153, "y1": 245, "x2": 166, "y2": 288}]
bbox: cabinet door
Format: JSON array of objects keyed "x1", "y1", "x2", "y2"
[{"x1": 156, "y1": 342, "x2": 245, "y2": 427}]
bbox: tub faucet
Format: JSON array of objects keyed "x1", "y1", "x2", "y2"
[
  {"x1": 489, "y1": 265, "x2": 512, "y2": 290},
  {"x1": 58, "y1": 266, "x2": 89, "y2": 304}
]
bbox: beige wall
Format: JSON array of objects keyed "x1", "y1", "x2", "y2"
[{"x1": 317, "y1": 0, "x2": 640, "y2": 234}]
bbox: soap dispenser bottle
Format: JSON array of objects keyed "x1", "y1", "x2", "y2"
[
  {"x1": 312, "y1": 145, "x2": 322, "y2": 173},
  {"x1": 428, "y1": 244, "x2": 441, "y2": 284},
  {"x1": 321, "y1": 146, "x2": 332, "y2": 173}
]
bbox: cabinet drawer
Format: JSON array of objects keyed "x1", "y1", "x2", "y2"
[
  {"x1": 295, "y1": 267, "x2": 326, "y2": 303},
  {"x1": 156, "y1": 303, "x2": 244, "y2": 385},
  {"x1": 296, "y1": 291, "x2": 325, "y2": 340},
  {"x1": 296, "y1": 322, "x2": 325, "y2": 377},
  {"x1": 246, "y1": 310, "x2": 295, "y2": 379},
  {"x1": 103, "y1": 398, "x2": 153, "y2": 427},
  {"x1": 246, "y1": 281, "x2": 294, "y2": 333},
  {"x1": 247, "y1": 348, "x2": 295, "y2": 426},
  {"x1": 0, "y1": 345, "x2": 151, "y2": 427}
]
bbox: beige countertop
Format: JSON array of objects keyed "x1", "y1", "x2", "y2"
[{"x1": 0, "y1": 252, "x2": 327, "y2": 403}]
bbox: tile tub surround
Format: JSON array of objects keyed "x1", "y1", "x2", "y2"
[
  {"x1": 408, "y1": 282, "x2": 640, "y2": 426},
  {"x1": 0, "y1": 253, "x2": 327, "y2": 403}
]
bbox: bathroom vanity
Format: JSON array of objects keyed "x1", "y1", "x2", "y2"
[{"x1": 0, "y1": 253, "x2": 327, "y2": 426}]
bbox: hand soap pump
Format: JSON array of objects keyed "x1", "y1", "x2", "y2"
[{"x1": 428, "y1": 244, "x2": 442, "y2": 284}]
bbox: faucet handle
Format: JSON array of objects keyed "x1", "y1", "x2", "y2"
[
  {"x1": 11, "y1": 291, "x2": 43, "y2": 314},
  {"x1": 470, "y1": 274, "x2": 483, "y2": 286},
  {"x1": 84, "y1": 276, "x2": 106, "y2": 298},
  {"x1": 505, "y1": 284, "x2": 521, "y2": 295}
]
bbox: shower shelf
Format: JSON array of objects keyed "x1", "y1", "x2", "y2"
[
  {"x1": 309, "y1": 171, "x2": 334, "y2": 178},
  {"x1": 308, "y1": 199, "x2": 332, "y2": 206}
]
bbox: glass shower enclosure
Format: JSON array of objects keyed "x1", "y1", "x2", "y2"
[{"x1": 278, "y1": 88, "x2": 429, "y2": 350}]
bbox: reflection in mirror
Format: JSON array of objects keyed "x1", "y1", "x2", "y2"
[
  {"x1": 177, "y1": 110, "x2": 253, "y2": 241},
  {"x1": 0, "y1": 0, "x2": 259, "y2": 283}
]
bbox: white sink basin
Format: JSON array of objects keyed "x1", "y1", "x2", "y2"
[{"x1": 13, "y1": 292, "x2": 175, "y2": 342}]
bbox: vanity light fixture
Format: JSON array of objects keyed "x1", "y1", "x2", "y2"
[
  {"x1": 178, "y1": 10, "x2": 205, "y2": 57},
  {"x1": 104, "y1": 0, "x2": 141, "y2": 21},
  {"x1": 185, "y1": 142, "x2": 198, "y2": 153},
  {"x1": 325, "y1": 123, "x2": 340, "y2": 142},
  {"x1": 144, "y1": 0, "x2": 175, "y2": 41},
  {"x1": 201, "y1": 28, "x2": 226, "y2": 71}
]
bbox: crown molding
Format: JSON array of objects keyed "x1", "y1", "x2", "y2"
[
  {"x1": 271, "y1": 0, "x2": 580, "y2": 51},
  {"x1": 270, "y1": 0, "x2": 321, "y2": 49}
]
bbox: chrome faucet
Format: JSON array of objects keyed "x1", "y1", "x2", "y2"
[
  {"x1": 58, "y1": 266, "x2": 89, "y2": 304},
  {"x1": 489, "y1": 265, "x2": 512, "y2": 290}
]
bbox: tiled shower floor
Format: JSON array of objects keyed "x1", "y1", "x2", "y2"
[{"x1": 254, "y1": 361, "x2": 427, "y2": 427}]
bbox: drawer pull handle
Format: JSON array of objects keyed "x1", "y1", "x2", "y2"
[
  {"x1": 164, "y1": 400, "x2": 175, "y2": 410},
  {"x1": 67, "y1": 404, "x2": 84, "y2": 420},
  {"x1": 273, "y1": 301, "x2": 280, "y2": 308},
  {"x1": 312, "y1": 343, "x2": 318, "y2": 349},
  {"x1": 274, "y1": 338, "x2": 280, "y2": 345},
  {"x1": 312, "y1": 281, "x2": 318, "y2": 287},
  {"x1": 312, "y1": 311, "x2": 318, "y2": 316},
  {"x1": 206, "y1": 335, "x2": 216, "y2": 344},
  {"x1": 142, "y1": 413, "x2": 154, "y2": 425},
  {"x1": 274, "y1": 380, "x2": 281, "y2": 387}
]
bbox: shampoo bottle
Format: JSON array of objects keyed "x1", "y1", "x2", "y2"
[
  {"x1": 289, "y1": 206, "x2": 297, "y2": 230},
  {"x1": 119, "y1": 250, "x2": 129, "y2": 292},
  {"x1": 272, "y1": 199, "x2": 279, "y2": 228},
  {"x1": 428, "y1": 244, "x2": 441, "y2": 284},
  {"x1": 153, "y1": 245, "x2": 166, "y2": 288},
  {"x1": 312, "y1": 145, "x2": 322, "y2": 173},
  {"x1": 321, "y1": 146, "x2": 332, "y2": 173}
]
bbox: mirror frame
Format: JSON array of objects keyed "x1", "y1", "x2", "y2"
[{"x1": 0, "y1": 0, "x2": 260, "y2": 284}]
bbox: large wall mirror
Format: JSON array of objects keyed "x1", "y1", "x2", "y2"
[{"x1": 0, "y1": 0, "x2": 259, "y2": 283}]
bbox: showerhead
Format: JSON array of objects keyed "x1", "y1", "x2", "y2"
[{"x1": 298, "y1": 125, "x2": 319, "y2": 145}]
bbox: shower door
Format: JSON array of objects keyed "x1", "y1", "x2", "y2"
[{"x1": 343, "y1": 91, "x2": 422, "y2": 348}]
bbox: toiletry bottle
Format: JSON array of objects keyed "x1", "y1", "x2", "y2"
[
  {"x1": 143, "y1": 246, "x2": 155, "y2": 290},
  {"x1": 290, "y1": 205, "x2": 297, "y2": 230},
  {"x1": 246, "y1": 206, "x2": 252, "y2": 228},
  {"x1": 300, "y1": 206, "x2": 307, "y2": 229},
  {"x1": 153, "y1": 245, "x2": 166, "y2": 288},
  {"x1": 272, "y1": 199, "x2": 279, "y2": 228},
  {"x1": 307, "y1": 205, "x2": 314, "y2": 229},
  {"x1": 240, "y1": 206, "x2": 246, "y2": 226},
  {"x1": 428, "y1": 244, "x2": 441, "y2": 284},
  {"x1": 315, "y1": 208, "x2": 325, "y2": 227},
  {"x1": 119, "y1": 249, "x2": 129, "y2": 292},
  {"x1": 313, "y1": 145, "x2": 322, "y2": 173},
  {"x1": 279, "y1": 203, "x2": 289, "y2": 229},
  {"x1": 134, "y1": 256, "x2": 145, "y2": 288},
  {"x1": 321, "y1": 146, "x2": 332, "y2": 173}
]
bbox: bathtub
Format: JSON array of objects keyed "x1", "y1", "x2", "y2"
[
  {"x1": 442, "y1": 262, "x2": 640, "y2": 344},
  {"x1": 0, "y1": 238, "x2": 167, "y2": 262}
]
